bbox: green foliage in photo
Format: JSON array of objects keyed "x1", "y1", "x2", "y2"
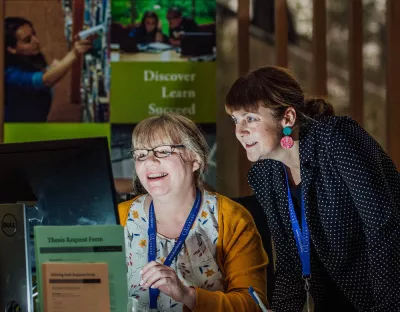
[{"x1": 112, "y1": 0, "x2": 215, "y2": 34}]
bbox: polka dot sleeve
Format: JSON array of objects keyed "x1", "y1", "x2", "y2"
[{"x1": 329, "y1": 117, "x2": 400, "y2": 310}]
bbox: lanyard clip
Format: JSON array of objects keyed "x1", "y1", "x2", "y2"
[{"x1": 302, "y1": 275, "x2": 311, "y2": 291}]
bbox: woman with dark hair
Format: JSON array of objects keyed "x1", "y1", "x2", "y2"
[
  {"x1": 226, "y1": 66, "x2": 400, "y2": 312},
  {"x1": 4, "y1": 17, "x2": 93, "y2": 122},
  {"x1": 129, "y1": 11, "x2": 167, "y2": 44}
]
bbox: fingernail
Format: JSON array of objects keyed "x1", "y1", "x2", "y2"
[
  {"x1": 151, "y1": 286, "x2": 155, "y2": 289},
  {"x1": 140, "y1": 280, "x2": 144, "y2": 285},
  {"x1": 139, "y1": 270, "x2": 143, "y2": 275}
]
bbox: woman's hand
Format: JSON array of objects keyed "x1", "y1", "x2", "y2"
[
  {"x1": 42, "y1": 35, "x2": 95, "y2": 87},
  {"x1": 155, "y1": 31, "x2": 163, "y2": 42},
  {"x1": 168, "y1": 37, "x2": 181, "y2": 47},
  {"x1": 140, "y1": 261, "x2": 196, "y2": 310},
  {"x1": 72, "y1": 35, "x2": 94, "y2": 55},
  {"x1": 49, "y1": 59, "x2": 60, "y2": 68}
]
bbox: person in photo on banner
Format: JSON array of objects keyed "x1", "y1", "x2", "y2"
[
  {"x1": 4, "y1": 17, "x2": 93, "y2": 122},
  {"x1": 166, "y1": 7, "x2": 198, "y2": 47},
  {"x1": 225, "y1": 66, "x2": 400, "y2": 312},
  {"x1": 118, "y1": 114, "x2": 269, "y2": 311},
  {"x1": 129, "y1": 11, "x2": 168, "y2": 45}
]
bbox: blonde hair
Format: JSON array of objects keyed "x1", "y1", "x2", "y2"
[{"x1": 131, "y1": 113, "x2": 209, "y2": 194}]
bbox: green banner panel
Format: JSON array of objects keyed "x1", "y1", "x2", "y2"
[
  {"x1": 4, "y1": 123, "x2": 111, "y2": 144},
  {"x1": 110, "y1": 62, "x2": 216, "y2": 123}
]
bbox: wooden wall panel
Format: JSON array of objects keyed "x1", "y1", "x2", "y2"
[
  {"x1": 312, "y1": 0, "x2": 327, "y2": 96},
  {"x1": 238, "y1": 0, "x2": 250, "y2": 76},
  {"x1": 349, "y1": 0, "x2": 364, "y2": 125},
  {"x1": 237, "y1": 0, "x2": 252, "y2": 196},
  {"x1": 386, "y1": 0, "x2": 400, "y2": 168},
  {"x1": 275, "y1": 0, "x2": 288, "y2": 67}
]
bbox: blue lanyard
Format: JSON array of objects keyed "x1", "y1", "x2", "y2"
[
  {"x1": 147, "y1": 188, "x2": 202, "y2": 309},
  {"x1": 282, "y1": 164, "x2": 311, "y2": 277}
]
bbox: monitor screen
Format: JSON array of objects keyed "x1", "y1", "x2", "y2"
[
  {"x1": 0, "y1": 137, "x2": 119, "y2": 272},
  {"x1": 0, "y1": 137, "x2": 119, "y2": 226},
  {"x1": 181, "y1": 32, "x2": 215, "y2": 57}
]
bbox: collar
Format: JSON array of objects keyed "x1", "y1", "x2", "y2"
[{"x1": 298, "y1": 119, "x2": 319, "y2": 169}]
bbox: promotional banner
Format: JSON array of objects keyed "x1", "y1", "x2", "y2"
[
  {"x1": 110, "y1": 0, "x2": 217, "y2": 190},
  {"x1": 3, "y1": 0, "x2": 217, "y2": 191}
]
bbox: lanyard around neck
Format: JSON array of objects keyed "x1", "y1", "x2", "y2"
[
  {"x1": 147, "y1": 188, "x2": 202, "y2": 309},
  {"x1": 282, "y1": 164, "x2": 311, "y2": 277}
]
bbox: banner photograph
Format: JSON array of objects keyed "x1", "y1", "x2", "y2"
[
  {"x1": 111, "y1": 0, "x2": 216, "y2": 62},
  {"x1": 4, "y1": 0, "x2": 111, "y2": 124}
]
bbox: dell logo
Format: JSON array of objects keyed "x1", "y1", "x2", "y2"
[
  {"x1": 1, "y1": 214, "x2": 17, "y2": 236},
  {"x1": 3, "y1": 221, "x2": 15, "y2": 228}
]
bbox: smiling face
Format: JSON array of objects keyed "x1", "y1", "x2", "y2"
[
  {"x1": 132, "y1": 114, "x2": 209, "y2": 196},
  {"x1": 231, "y1": 106, "x2": 283, "y2": 162},
  {"x1": 134, "y1": 141, "x2": 199, "y2": 199}
]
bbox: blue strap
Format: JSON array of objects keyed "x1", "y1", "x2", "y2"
[
  {"x1": 282, "y1": 164, "x2": 311, "y2": 277},
  {"x1": 148, "y1": 188, "x2": 202, "y2": 309}
]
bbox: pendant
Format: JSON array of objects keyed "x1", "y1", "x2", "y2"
[
  {"x1": 306, "y1": 290, "x2": 313, "y2": 312},
  {"x1": 304, "y1": 278, "x2": 314, "y2": 312}
]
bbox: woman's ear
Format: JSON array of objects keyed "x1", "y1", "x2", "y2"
[
  {"x1": 192, "y1": 160, "x2": 200, "y2": 172},
  {"x1": 280, "y1": 106, "x2": 297, "y2": 128}
]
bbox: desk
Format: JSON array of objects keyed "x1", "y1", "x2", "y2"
[{"x1": 111, "y1": 50, "x2": 188, "y2": 62}]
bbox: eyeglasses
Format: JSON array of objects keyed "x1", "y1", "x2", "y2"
[{"x1": 131, "y1": 144, "x2": 185, "y2": 161}]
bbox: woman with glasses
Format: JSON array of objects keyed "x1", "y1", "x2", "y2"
[{"x1": 118, "y1": 113, "x2": 269, "y2": 311}]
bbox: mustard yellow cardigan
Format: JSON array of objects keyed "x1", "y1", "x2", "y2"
[{"x1": 118, "y1": 192, "x2": 269, "y2": 311}]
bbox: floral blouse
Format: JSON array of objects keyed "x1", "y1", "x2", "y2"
[{"x1": 124, "y1": 190, "x2": 225, "y2": 311}]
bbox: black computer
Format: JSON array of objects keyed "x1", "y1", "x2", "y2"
[
  {"x1": 180, "y1": 32, "x2": 215, "y2": 57},
  {"x1": 0, "y1": 136, "x2": 119, "y2": 225},
  {"x1": 0, "y1": 137, "x2": 119, "y2": 312}
]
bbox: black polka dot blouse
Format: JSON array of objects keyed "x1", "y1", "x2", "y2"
[{"x1": 248, "y1": 116, "x2": 400, "y2": 312}]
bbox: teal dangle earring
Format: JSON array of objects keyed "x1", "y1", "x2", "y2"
[{"x1": 280, "y1": 126, "x2": 294, "y2": 149}]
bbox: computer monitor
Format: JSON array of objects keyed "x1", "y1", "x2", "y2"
[
  {"x1": 180, "y1": 32, "x2": 215, "y2": 56},
  {"x1": 0, "y1": 137, "x2": 119, "y2": 226},
  {"x1": 0, "y1": 137, "x2": 119, "y2": 271}
]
